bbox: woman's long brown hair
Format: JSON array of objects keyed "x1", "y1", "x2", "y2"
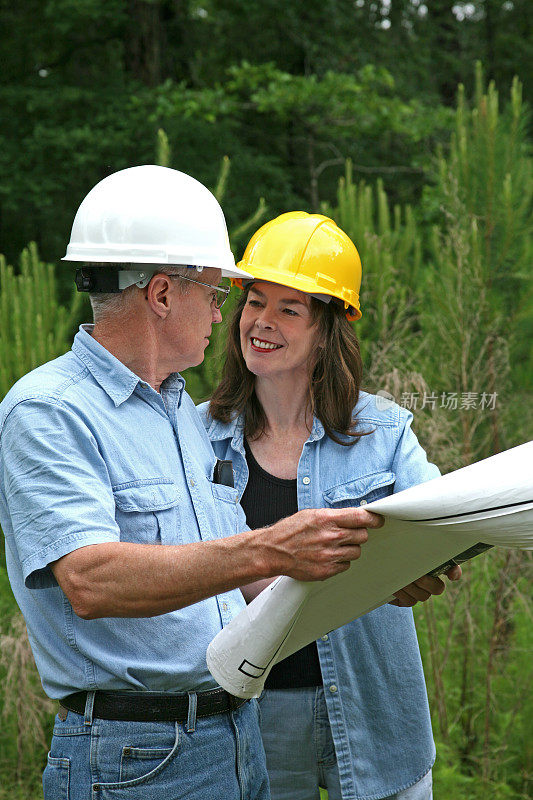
[{"x1": 209, "y1": 287, "x2": 365, "y2": 445}]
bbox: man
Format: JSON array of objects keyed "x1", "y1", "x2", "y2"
[{"x1": 0, "y1": 166, "x2": 377, "y2": 800}]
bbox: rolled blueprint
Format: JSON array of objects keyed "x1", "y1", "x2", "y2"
[{"x1": 207, "y1": 441, "x2": 533, "y2": 699}]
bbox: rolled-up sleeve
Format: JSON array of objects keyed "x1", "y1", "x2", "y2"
[
  {"x1": 1, "y1": 398, "x2": 120, "y2": 589},
  {"x1": 391, "y1": 409, "x2": 441, "y2": 493}
]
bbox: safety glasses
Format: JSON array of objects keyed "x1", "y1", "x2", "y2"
[{"x1": 168, "y1": 273, "x2": 230, "y2": 309}]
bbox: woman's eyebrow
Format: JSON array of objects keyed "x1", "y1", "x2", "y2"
[
  {"x1": 248, "y1": 287, "x2": 266, "y2": 298},
  {"x1": 249, "y1": 288, "x2": 306, "y2": 307},
  {"x1": 280, "y1": 298, "x2": 307, "y2": 307}
]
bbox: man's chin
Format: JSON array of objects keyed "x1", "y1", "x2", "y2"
[
  {"x1": 191, "y1": 351, "x2": 207, "y2": 369},
  {"x1": 180, "y1": 342, "x2": 210, "y2": 372}
]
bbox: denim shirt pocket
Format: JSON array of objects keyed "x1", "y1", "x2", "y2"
[
  {"x1": 210, "y1": 482, "x2": 240, "y2": 538},
  {"x1": 112, "y1": 479, "x2": 181, "y2": 545},
  {"x1": 323, "y1": 471, "x2": 396, "y2": 508}
]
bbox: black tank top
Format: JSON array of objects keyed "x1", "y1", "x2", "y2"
[{"x1": 240, "y1": 438, "x2": 322, "y2": 688}]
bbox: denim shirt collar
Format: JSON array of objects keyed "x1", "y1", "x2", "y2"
[
  {"x1": 72, "y1": 325, "x2": 185, "y2": 408},
  {"x1": 308, "y1": 415, "x2": 325, "y2": 442},
  {"x1": 206, "y1": 410, "x2": 326, "y2": 447}
]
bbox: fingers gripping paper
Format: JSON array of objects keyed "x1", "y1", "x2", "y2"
[{"x1": 207, "y1": 442, "x2": 533, "y2": 699}]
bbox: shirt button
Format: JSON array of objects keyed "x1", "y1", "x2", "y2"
[
  {"x1": 190, "y1": 478, "x2": 195, "y2": 487},
  {"x1": 321, "y1": 635, "x2": 329, "y2": 641},
  {"x1": 359, "y1": 499, "x2": 367, "y2": 505},
  {"x1": 329, "y1": 685, "x2": 338, "y2": 693},
  {"x1": 302, "y1": 476, "x2": 310, "y2": 485},
  {"x1": 222, "y1": 602, "x2": 228, "y2": 612}
]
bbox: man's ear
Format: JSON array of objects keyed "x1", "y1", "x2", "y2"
[{"x1": 145, "y1": 274, "x2": 173, "y2": 319}]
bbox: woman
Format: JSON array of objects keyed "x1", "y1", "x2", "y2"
[{"x1": 198, "y1": 212, "x2": 460, "y2": 800}]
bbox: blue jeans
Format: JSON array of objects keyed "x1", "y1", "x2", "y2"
[
  {"x1": 258, "y1": 688, "x2": 432, "y2": 800},
  {"x1": 43, "y1": 692, "x2": 270, "y2": 800}
]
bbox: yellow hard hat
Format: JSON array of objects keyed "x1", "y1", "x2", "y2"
[{"x1": 235, "y1": 211, "x2": 362, "y2": 320}]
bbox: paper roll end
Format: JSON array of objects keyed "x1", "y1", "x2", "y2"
[{"x1": 206, "y1": 640, "x2": 265, "y2": 699}]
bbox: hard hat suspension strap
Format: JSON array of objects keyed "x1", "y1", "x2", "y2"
[{"x1": 75, "y1": 267, "x2": 153, "y2": 293}]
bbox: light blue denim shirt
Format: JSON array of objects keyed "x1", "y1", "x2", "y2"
[
  {"x1": 198, "y1": 394, "x2": 439, "y2": 800},
  {"x1": 0, "y1": 326, "x2": 246, "y2": 699}
]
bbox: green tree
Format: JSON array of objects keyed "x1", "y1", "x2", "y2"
[
  {"x1": 421, "y1": 66, "x2": 533, "y2": 460},
  {"x1": 152, "y1": 61, "x2": 453, "y2": 211},
  {"x1": 415, "y1": 78, "x2": 532, "y2": 797},
  {"x1": 0, "y1": 243, "x2": 83, "y2": 400}
]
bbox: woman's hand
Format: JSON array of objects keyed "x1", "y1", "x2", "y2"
[{"x1": 390, "y1": 564, "x2": 462, "y2": 607}]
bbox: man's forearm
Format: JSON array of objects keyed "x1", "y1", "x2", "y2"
[
  {"x1": 52, "y1": 506, "x2": 377, "y2": 619},
  {"x1": 52, "y1": 531, "x2": 270, "y2": 619}
]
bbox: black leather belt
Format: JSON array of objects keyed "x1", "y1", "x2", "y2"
[{"x1": 60, "y1": 689, "x2": 247, "y2": 722}]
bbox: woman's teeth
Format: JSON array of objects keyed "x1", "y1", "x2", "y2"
[{"x1": 252, "y1": 338, "x2": 281, "y2": 350}]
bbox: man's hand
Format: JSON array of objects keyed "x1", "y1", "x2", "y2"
[
  {"x1": 390, "y1": 564, "x2": 462, "y2": 607},
  {"x1": 256, "y1": 507, "x2": 383, "y2": 583}
]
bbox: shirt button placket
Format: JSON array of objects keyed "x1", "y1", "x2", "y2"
[
  {"x1": 298, "y1": 449, "x2": 313, "y2": 522},
  {"x1": 218, "y1": 596, "x2": 234, "y2": 626}
]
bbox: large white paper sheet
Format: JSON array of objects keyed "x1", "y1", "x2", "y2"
[{"x1": 207, "y1": 442, "x2": 533, "y2": 699}]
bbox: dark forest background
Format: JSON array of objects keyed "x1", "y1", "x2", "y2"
[{"x1": 1, "y1": 0, "x2": 531, "y2": 269}]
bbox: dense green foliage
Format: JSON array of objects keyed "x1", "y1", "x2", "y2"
[
  {"x1": 1, "y1": 1, "x2": 531, "y2": 266},
  {"x1": 0, "y1": 1, "x2": 531, "y2": 796}
]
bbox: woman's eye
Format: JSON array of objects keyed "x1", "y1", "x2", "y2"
[
  {"x1": 247, "y1": 300, "x2": 262, "y2": 308},
  {"x1": 282, "y1": 308, "x2": 297, "y2": 316}
]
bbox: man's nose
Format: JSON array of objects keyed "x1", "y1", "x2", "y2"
[{"x1": 212, "y1": 306, "x2": 223, "y2": 324}]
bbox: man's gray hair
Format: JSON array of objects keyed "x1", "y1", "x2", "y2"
[{"x1": 89, "y1": 265, "x2": 194, "y2": 322}]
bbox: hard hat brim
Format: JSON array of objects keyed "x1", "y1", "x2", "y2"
[
  {"x1": 62, "y1": 249, "x2": 252, "y2": 280},
  {"x1": 220, "y1": 264, "x2": 253, "y2": 279},
  {"x1": 235, "y1": 267, "x2": 361, "y2": 319}
]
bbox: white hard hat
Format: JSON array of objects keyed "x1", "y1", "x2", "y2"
[{"x1": 63, "y1": 165, "x2": 251, "y2": 280}]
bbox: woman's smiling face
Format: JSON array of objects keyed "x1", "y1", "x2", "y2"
[{"x1": 239, "y1": 281, "x2": 320, "y2": 381}]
